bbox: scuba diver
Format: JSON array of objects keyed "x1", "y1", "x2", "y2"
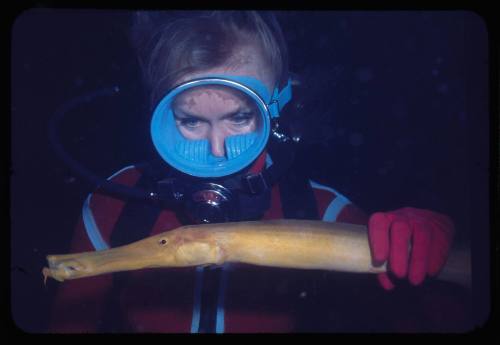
[{"x1": 47, "y1": 11, "x2": 456, "y2": 333}]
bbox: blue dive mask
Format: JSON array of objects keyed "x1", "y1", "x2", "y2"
[{"x1": 150, "y1": 75, "x2": 292, "y2": 178}]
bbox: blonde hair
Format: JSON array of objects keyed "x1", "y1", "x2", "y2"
[{"x1": 130, "y1": 11, "x2": 289, "y2": 110}]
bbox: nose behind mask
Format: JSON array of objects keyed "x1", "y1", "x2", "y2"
[{"x1": 175, "y1": 132, "x2": 258, "y2": 163}]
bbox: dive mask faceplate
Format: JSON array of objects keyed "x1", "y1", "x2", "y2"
[{"x1": 150, "y1": 75, "x2": 292, "y2": 178}]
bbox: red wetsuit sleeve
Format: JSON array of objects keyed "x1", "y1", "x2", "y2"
[
  {"x1": 311, "y1": 181, "x2": 369, "y2": 226},
  {"x1": 336, "y1": 203, "x2": 369, "y2": 225},
  {"x1": 47, "y1": 167, "x2": 142, "y2": 333}
]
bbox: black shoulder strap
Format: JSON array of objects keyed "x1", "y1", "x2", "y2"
[
  {"x1": 109, "y1": 163, "x2": 165, "y2": 247},
  {"x1": 267, "y1": 138, "x2": 319, "y2": 220},
  {"x1": 278, "y1": 162, "x2": 319, "y2": 220}
]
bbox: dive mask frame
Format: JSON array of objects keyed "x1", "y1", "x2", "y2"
[{"x1": 150, "y1": 75, "x2": 292, "y2": 178}]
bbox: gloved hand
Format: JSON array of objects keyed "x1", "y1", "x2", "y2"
[{"x1": 368, "y1": 207, "x2": 454, "y2": 290}]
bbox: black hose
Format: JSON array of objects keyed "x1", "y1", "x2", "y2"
[{"x1": 48, "y1": 86, "x2": 157, "y2": 201}]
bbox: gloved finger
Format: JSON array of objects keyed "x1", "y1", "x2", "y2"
[
  {"x1": 377, "y1": 272, "x2": 395, "y2": 291},
  {"x1": 389, "y1": 220, "x2": 412, "y2": 278},
  {"x1": 432, "y1": 212, "x2": 455, "y2": 236},
  {"x1": 408, "y1": 221, "x2": 431, "y2": 285},
  {"x1": 368, "y1": 212, "x2": 391, "y2": 265},
  {"x1": 427, "y1": 222, "x2": 452, "y2": 276}
]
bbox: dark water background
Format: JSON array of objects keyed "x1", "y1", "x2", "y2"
[{"x1": 10, "y1": 9, "x2": 492, "y2": 333}]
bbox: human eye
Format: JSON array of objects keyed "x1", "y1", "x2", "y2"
[
  {"x1": 230, "y1": 112, "x2": 255, "y2": 126},
  {"x1": 179, "y1": 118, "x2": 201, "y2": 128},
  {"x1": 174, "y1": 113, "x2": 204, "y2": 130}
]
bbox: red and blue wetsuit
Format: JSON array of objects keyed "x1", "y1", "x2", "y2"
[
  {"x1": 47, "y1": 150, "x2": 368, "y2": 333},
  {"x1": 47, "y1": 151, "x2": 470, "y2": 333}
]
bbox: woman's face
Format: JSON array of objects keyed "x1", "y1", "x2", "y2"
[{"x1": 171, "y1": 46, "x2": 275, "y2": 157}]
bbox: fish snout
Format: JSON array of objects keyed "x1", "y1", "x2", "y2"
[{"x1": 43, "y1": 256, "x2": 88, "y2": 282}]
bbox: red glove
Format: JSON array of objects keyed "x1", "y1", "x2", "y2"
[{"x1": 368, "y1": 207, "x2": 454, "y2": 290}]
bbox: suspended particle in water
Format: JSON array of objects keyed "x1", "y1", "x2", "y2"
[
  {"x1": 64, "y1": 174, "x2": 76, "y2": 184},
  {"x1": 349, "y1": 132, "x2": 364, "y2": 147},
  {"x1": 436, "y1": 83, "x2": 449, "y2": 94},
  {"x1": 356, "y1": 67, "x2": 374, "y2": 83}
]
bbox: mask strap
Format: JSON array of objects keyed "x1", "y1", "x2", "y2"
[{"x1": 268, "y1": 78, "x2": 293, "y2": 118}]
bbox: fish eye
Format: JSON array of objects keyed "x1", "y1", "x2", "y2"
[{"x1": 159, "y1": 238, "x2": 168, "y2": 246}]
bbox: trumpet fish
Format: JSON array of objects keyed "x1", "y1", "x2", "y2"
[{"x1": 42, "y1": 220, "x2": 471, "y2": 287}]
